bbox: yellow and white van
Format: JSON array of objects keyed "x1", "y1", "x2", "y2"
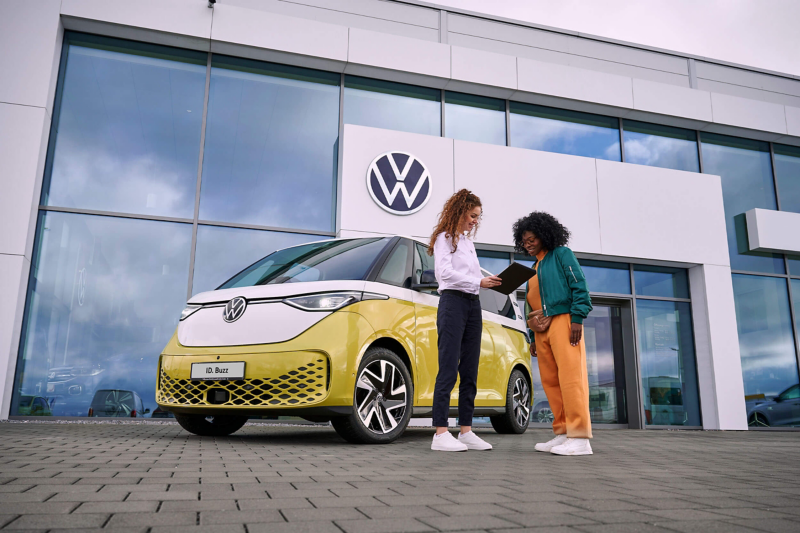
[{"x1": 157, "y1": 236, "x2": 532, "y2": 444}]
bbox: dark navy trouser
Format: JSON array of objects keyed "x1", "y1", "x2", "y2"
[{"x1": 432, "y1": 291, "x2": 482, "y2": 427}]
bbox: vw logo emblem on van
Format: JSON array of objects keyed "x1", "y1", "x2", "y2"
[
  {"x1": 223, "y1": 297, "x2": 247, "y2": 323},
  {"x1": 367, "y1": 151, "x2": 431, "y2": 215}
]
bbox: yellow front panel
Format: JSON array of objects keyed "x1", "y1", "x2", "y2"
[{"x1": 158, "y1": 352, "x2": 329, "y2": 408}]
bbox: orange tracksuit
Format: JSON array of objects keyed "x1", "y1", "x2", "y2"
[{"x1": 528, "y1": 251, "x2": 593, "y2": 439}]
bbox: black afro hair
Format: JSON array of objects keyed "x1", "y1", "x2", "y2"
[{"x1": 512, "y1": 211, "x2": 571, "y2": 255}]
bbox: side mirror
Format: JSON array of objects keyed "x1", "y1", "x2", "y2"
[
  {"x1": 144, "y1": 408, "x2": 151, "y2": 414},
  {"x1": 413, "y1": 269, "x2": 438, "y2": 290}
]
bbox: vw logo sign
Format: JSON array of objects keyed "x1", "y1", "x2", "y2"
[
  {"x1": 223, "y1": 297, "x2": 247, "y2": 323},
  {"x1": 367, "y1": 151, "x2": 432, "y2": 215}
]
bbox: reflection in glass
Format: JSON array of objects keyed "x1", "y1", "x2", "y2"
[
  {"x1": 788, "y1": 255, "x2": 800, "y2": 276},
  {"x1": 584, "y1": 306, "x2": 627, "y2": 424},
  {"x1": 701, "y1": 133, "x2": 784, "y2": 274},
  {"x1": 733, "y1": 275, "x2": 800, "y2": 427},
  {"x1": 45, "y1": 34, "x2": 206, "y2": 218},
  {"x1": 510, "y1": 102, "x2": 621, "y2": 161},
  {"x1": 477, "y1": 250, "x2": 510, "y2": 275},
  {"x1": 445, "y1": 92, "x2": 505, "y2": 146},
  {"x1": 12, "y1": 212, "x2": 192, "y2": 417},
  {"x1": 774, "y1": 144, "x2": 800, "y2": 214},
  {"x1": 220, "y1": 238, "x2": 391, "y2": 288},
  {"x1": 580, "y1": 260, "x2": 631, "y2": 294},
  {"x1": 192, "y1": 225, "x2": 322, "y2": 295},
  {"x1": 634, "y1": 265, "x2": 689, "y2": 299},
  {"x1": 344, "y1": 76, "x2": 440, "y2": 136},
  {"x1": 636, "y1": 300, "x2": 701, "y2": 426},
  {"x1": 623, "y1": 120, "x2": 699, "y2": 172},
  {"x1": 199, "y1": 56, "x2": 340, "y2": 231}
]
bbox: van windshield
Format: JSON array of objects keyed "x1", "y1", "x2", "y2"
[{"x1": 218, "y1": 238, "x2": 391, "y2": 289}]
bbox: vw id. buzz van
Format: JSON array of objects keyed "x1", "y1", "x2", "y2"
[{"x1": 156, "y1": 236, "x2": 532, "y2": 444}]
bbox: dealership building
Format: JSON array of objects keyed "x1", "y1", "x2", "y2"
[{"x1": 2, "y1": 0, "x2": 800, "y2": 430}]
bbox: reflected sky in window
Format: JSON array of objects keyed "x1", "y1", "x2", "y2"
[
  {"x1": 623, "y1": 120, "x2": 699, "y2": 172},
  {"x1": 46, "y1": 35, "x2": 206, "y2": 218},
  {"x1": 13, "y1": 212, "x2": 192, "y2": 417},
  {"x1": 733, "y1": 274, "x2": 799, "y2": 401},
  {"x1": 510, "y1": 102, "x2": 621, "y2": 161},
  {"x1": 192, "y1": 225, "x2": 324, "y2": 295},
  {"x1": 634, "y1": 266, "x2": 689, "y2": 299},
  {"x1": 445, "y1": 92, "x2": 505, "y2": 146},
  {"x1": 199, "y1": 57, "x2": 340, "y2": 232},
  {"x1": 344, "y1": 76, "x2": 441, "y2": 136},
  {"x1": 701, "y1": 133, "x2": 784, "y2": 274},
  {"x1": 477, "y1": 250, "x2": 510, "y2": 275},
  {"x1": 580, "y1": 260, "x2": 631, "y2": 295},
  {"x1": 774, "y1": 144, "x2": 800, "y2": 214},
  {"x1": 636, "y1": 299, "x2": 701, "y2": 426}
]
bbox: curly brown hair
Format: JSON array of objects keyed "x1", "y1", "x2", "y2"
[{"x1": 427, "y1": 189, "x2": 482, "y2": 255}]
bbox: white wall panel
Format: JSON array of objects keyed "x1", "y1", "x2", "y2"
[
  {"x1": 517, "y1": 58, "x2": 634, "y2": 110},
  {"x1": 632, "y1": 78, "x2": 712, "y2": 122},
  {"x1": 447, "y1": 46, "x2": 516, "y2": 99},
  {"x1": 62, "y1": 0, "x2": 213, "y2": 47},
  {"x1": 708, "y1": 92, "x2": 788, "y2": 137},
  {"x1": 346, "y1": 28, "x2": 450, "y2": 87},
  {"x1": 596, "y1": 160, "x2": 729, "y2": 266},
  {"x1": 785, "y1": 106, "x2": 800, "y2": 138},
  {"x1": 689, "y1": 264, "x2": 748, "y2": 430},
  {"x1": 0, "y1": 0, "x2": 62, "y2": 115},
  {"x1": 340, "y1": 125, "x2": 454, "y2": 239},
  {"x1": 453, "y1": 141, "x2": 602, "y2": 254},
  {"x1": 0, "y1": 254, "x2": 30, "y2": 419},
  {"x1": 745, "y1": 208, "x2": 800, "y2": 254},
  {"x1": 0, "y1": 104, "x2": 50, "y2": 260},
  {"x1": 211, "y1": 4, "x2": 348, "y2": 71}
]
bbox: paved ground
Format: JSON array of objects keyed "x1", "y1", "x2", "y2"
[{"x1": 0, "y1": 422, "x2": 799, "y2": 533}]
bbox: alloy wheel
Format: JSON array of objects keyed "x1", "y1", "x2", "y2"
[
  {"x1": 512, "y1": 377, "x2": 530, "y2": 427},
  {"x1": 355, "y1": 359, "x2": 407, "y2": 434},
  {"x1": 537, "y1": 406, "x2": 554, "y2": 424},
  {"x1": 749, "y1": 413, "x2": 770, "y2": 427}
]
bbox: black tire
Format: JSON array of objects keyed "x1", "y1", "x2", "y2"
[
  {"x1": 175, "y1": 413, "x2": 249, "y2": 436},
  {"x1": 490, "y1": 369, "x2": 531, "y2": 434},
  {"x1": 331, "y1": 347, "x2": 413, "y2": 444},
  {"x1": 748, "y1": 412, "x2": 770, "y2": 427}
]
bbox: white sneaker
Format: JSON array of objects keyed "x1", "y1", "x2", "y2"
[
  {"x1": 431, "y1": 432, "x2": 468, "y2": 452},
  {"x1": 458, "y1": 431, "x2": 492, "y2": 450},
  {"x1": 534, "y1": 434, "x2": 567, "y2": 452},
  {"x1": 550, "y1": 438, "x2": 593, "y2": 456}
]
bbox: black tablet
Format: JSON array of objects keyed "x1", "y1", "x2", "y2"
[{"x1": 489, "y1": 262, "x2": 537, "y2": 295}]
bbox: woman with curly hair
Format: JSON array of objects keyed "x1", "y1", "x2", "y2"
[
  {"x1": 512, "y1": 211, "x2": 594, "y2": 456},
  {"x1": 427, "y1": 189, "x2": 501, "y2": 452}
]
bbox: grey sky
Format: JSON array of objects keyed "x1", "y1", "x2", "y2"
[{"x1": 431, "y1": 0, "x2": 800, "y2": 77}]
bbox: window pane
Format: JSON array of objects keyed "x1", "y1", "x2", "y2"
[
  {"x1": 477, "y1": 250, "x2": 510, "y2": 275},
  {"x1": 12, "y1": 212, "x2": 192, "y2": 417},
  {"x1": 734, "y1": 275, "x2": 800, "y2": 427},
  {"x1": 634, "y1": 265, "x2": 689, "y2": 299},
  {"x1": 219, "y1": 238, "x2": 391, "y2": 288},
  {"x1": 199, "y1": 56, "x2": 340, "y2": 232},
  {"x1": 788, "y1": 255, "x2": 800, "y2": 275},
  {"x1": 636, "y1": 300, "x2": 701, "y2": 426},
  {"x1": 445, "y1": 91, "x2": 505, "y2": 146},
  {"x1": 580, "y1": 260, "x2": 631, "y2": 294},
  {"x1": 509, "y1": 102, "x2": 621, "y2": 161},
  {"x1": 377, "y1": 241, "x2": 411, "y2": 287},
  {"x1": 774, "y1": 144, "x2": 800, "y2": 214},
  {"x1": 701, "y1": 133, "x2": 784, "y2": 274},
  {"x1": 513, "y1": 253, "x2": 535, "y2": 270},
  {"x1": 623, "y1": 120, "x2": 699, "y2": 172},
  {"x1": 45, "y1": 34, "x2": 206, "y2": 218},
  {"x1": 192, "y1": 225, "x2": 323, "y2": 296},
  {"x1": 344, "y1": 76, "x2": 440, "y2": 136}
]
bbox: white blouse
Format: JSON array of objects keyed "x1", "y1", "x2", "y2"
[{"x1": 433, "y1": 232, "x2": 482, "y2": 295}]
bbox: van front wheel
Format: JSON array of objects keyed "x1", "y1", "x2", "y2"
[{"x1": 490, "y1": 369, "x2": 530, "y2": 434}]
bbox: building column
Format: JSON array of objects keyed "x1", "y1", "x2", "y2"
[{"x1": 689, "y1": 263, "x2": 749, "y2": 430}]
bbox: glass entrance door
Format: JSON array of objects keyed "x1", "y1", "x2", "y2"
[{"x1": 584, "y1": 305, "x2": 628, "y2": 425}]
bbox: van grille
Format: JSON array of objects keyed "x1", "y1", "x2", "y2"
[{"x1": 157, "y1": 356, "x2": 328, "y2": 407}]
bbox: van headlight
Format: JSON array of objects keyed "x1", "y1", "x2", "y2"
[
  {"x1": 283, "y1": 292, "x2": 362, "y2": 312},
  {"x1": 180, "y1": 305, "x2": 201, "y2": 321}
]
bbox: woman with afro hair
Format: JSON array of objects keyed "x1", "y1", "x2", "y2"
[{"x1": 512, "y1": 211, "x2": 594, "y2": 456}]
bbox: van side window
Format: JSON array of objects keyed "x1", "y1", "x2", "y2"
[{"x1": 377, "y1": 241, "x2": 412, "y2": 288}]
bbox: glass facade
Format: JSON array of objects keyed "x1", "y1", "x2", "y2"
[
  {"x1": 344, "y1": 76, "x2": 440, "y2": 136},
  {"x1": 774, "y1": 144, "x2": 800, "y2": 213},
  {"x1": 509, "y1": 103, "x2": 621, "y2": 161},
  {"x1": 445, "y1": 92, "x2": 506, "y2": 146},
  {"x1": 623, "y1": 120, "x2": 699, "y2": 172}
]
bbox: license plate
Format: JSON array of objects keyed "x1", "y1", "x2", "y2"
[{"x1": 191, "y1": 362, "x2": 245, "y2": 380}]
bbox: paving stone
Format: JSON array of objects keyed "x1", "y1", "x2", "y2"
[
  {"x1": 638, "y1": 509, "x2": 742, "y2": 521},
  {"x1": 501, "y1": 512, "x2": 600, "y2": 527},
  {"x1": 573, "y1": 524, "x2": 673, "y2": 533},
  {"x1": 723, "y1": 518, "x2": 800, "y2": 533},
  {"x1": 357, "y1": 505, "x2": 446, "y2": 519},
  {"x1": 248, "y1": 521, "x2": 342, "y2": 533},
  {"x1": 150, "y1": 527, "x2": 246, "y2": 533},
  {"x1": 237, "y1": 498, "x2": 314, "y2": 510},
  {"x1": 1, "y1": 502, "x2": 77, "y2": 514},
  {"x1": 419, "y1": 515, "x2": 522, "y2": 531},
  {"x1": 281, "y1": 507, "x2": 366, "y2": 522},
  {"x1": 160, "y1": 499, "x2": 238, "y2": 512},
  {"x1": 128, "y1": 490, "x2": 198, "y2": 501},
  {"x1": 74, "y1": 501, "x2": 159, "y2": 514},
  {"x1": 335, "y1": 517, "x2": 436, "y2": 533},
  {"x1": 106, "y1": 511, "x2": 197, "y2": 527},
  {"x1": 49, "y1": 491, "x2": 127, "y2": 502},
  {"x1": 309, "y1": 496, "x2": 388, "y2": 508},
  {"x1": 3, "y1": 513, "x2": 109, "y2": 529},
  {"x1": 428, "y1": 503, "x2": 521, "y2": 517},
  {"x1": 652, "y1": 520, "x2": 764, "y2": 533}
]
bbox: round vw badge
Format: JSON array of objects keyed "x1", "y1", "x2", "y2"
[
  {"x1": 367, "y1": 151, "x2": 432, "y2": 215},
  {"x1": 222, "y1": 296, "x2": 247, "y2": 323}
]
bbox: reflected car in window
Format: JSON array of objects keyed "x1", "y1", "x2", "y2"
[
  {"x1": 88, "y1": 389, "x2": 149, "y2": 418},
  {"x1": 17, "y1": 395, "x2": 52, "y2": 416},
  {"x1": 157, "y1": 237, "x2": 533, "y2": 444},
  {"x1": 747, "y1": 384, "x2": 800, "y2": 427}
]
